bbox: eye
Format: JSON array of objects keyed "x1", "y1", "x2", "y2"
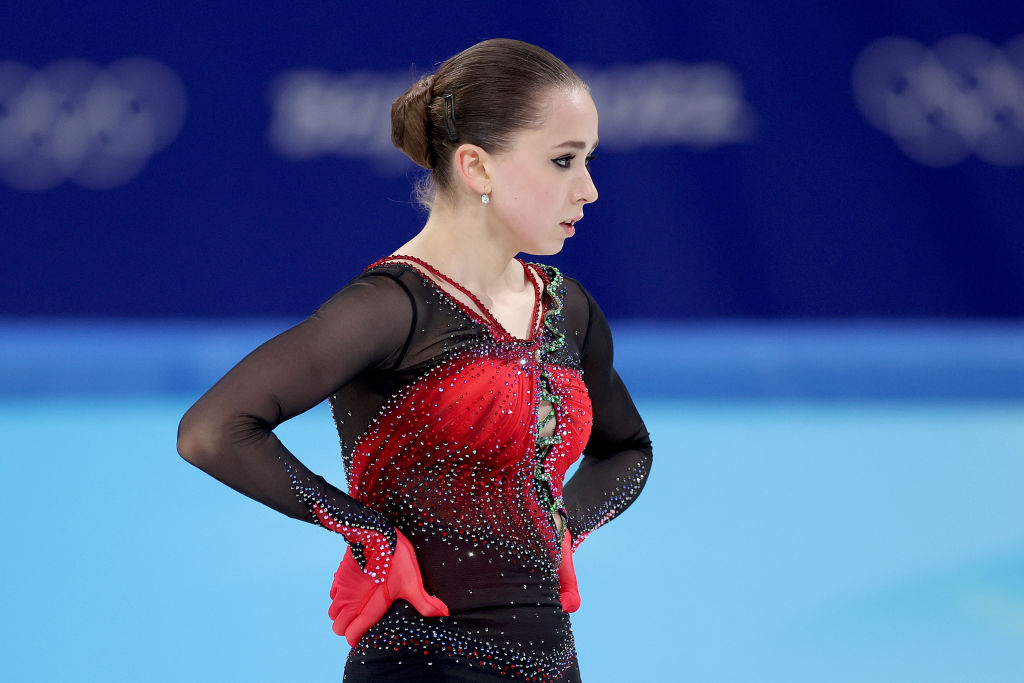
[
  {"x1": 553, "y1": 152, "x2": 597, "y2": 169},
  {"x1": 553, "y1": 154, "x2": 575, "y2": 169}
]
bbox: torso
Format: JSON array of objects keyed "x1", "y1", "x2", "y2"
[
  {"x1": 331, "y1": 257, "x2": 592, "y2": 681},
  {"x1": 381, "y1": 255, "x2": 561, "y2": 522}
]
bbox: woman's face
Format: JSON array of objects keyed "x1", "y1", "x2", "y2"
[{"x1": 486, "y1": 88, "x2": 599, "y2": 256}]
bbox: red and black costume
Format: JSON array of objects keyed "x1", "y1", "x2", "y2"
[{"x1": 179, "y1": 257, "x2": 652, "y2": 682}]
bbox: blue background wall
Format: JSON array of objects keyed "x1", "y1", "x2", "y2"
[{"x1": 3, "y1": 0, "x2": 1023, "y2": 318}]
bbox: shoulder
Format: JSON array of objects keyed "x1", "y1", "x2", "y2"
[
  {"x1": 526, "y1": 262, "x2": 590, "y2": 305},
  {"x1": 528, "y1": 261, "x2": 597, "y2": 304},
  {"x1": 527, "y1": 262, "x2": 605, "y2": 348},
  {"x1": 312, "y1": 263, "x2": 417, "y2": 324}
]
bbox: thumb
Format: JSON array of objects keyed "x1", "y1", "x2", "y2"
[
  {"x1": 405, "y1": 584, "x2": 450, "y2": 618},
  {"x1": 389, "y1": 530, "x2": 450, "y2": 617}
]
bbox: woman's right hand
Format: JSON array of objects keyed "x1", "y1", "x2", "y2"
[{"x1": 328, "y1": 529, "x2": 449, "y2": 647}]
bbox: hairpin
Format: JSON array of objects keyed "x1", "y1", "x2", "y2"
[{"x1": 444, "y1": 93, "x2": 458, "y2": 140}]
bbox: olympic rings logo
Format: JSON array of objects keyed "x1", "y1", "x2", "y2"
[
  {"x1": 852, "y1": 34, "x2": 1024, "y2": 167},
  {"x1": 0, "y1": 58, "x2": 187, "y2": 190}
]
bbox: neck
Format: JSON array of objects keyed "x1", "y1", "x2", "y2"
[{"x1": 394, "y1": 196, "x2": 527, "y2": 297}]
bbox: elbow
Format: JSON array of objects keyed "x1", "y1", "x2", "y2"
[
  {"x1": 640, "y1": 431, "x2": 653, "y2": 468},
  {"x1": 176, "y1": 407, "x2": 222, "y2": 469}
]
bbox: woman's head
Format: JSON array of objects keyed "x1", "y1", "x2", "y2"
[{"x1": 391, "y1": 39, "x2": 590, "y2": 207}]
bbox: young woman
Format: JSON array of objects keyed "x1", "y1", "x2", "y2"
[{"x1": 178, "y1": 38, "x2": 653, "y2": 682}]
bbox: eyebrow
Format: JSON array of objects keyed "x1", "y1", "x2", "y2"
[{"x1": 554, "y1": 140, "x2": 599, "y2": 150}]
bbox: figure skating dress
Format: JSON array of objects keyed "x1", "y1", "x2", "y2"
[{"x1": 179, "y1": 257, "x2": 653, "y2": 682}]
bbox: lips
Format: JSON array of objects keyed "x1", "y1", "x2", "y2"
[{"x1": 559, "y1": 214, "x2": 582, "y2": 237}]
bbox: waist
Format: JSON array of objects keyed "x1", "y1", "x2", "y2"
[
  {"x1": 400, "y1": 525, "x2": 560, "y2": 608},
  {"x1": 356, "y1": 601, "x2": 578, "y2": 679}
]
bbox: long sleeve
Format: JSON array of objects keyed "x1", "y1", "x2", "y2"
[
  {"x1": 562, "y1": 287, "x2": 653, "y2": 549},
  {"x1": 176, "y1": 273, "x2": 415, "y2": 581}
]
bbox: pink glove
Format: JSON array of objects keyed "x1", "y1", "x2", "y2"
[
  {"x1": 557, "y1": 531, "x2": 581, "y2": 612},
  {"x1": 328, "y1": 529, "x2": 449, "y2": 647}
]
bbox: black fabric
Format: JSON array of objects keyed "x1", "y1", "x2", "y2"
[{"x1": 344, "y1": 644, "x2": 584, "y2": 682}]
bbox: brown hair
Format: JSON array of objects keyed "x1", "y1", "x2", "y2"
[{"x1": 391, "y1": 39, "x2": 587, "y2": 206}]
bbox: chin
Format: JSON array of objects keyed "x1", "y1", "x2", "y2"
[
  {"x1": 522, "y1": 247, "x2": 564, "y2": 258},
  {"x1": 522, "y1": 239, "x2": 566, "y2": 258}
]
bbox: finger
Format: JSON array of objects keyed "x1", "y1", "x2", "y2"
[
  {"x1": 330, "y1": 565, "x2": 374, "y2": 605},
  {"x1": 335, "y1": 558, "x2": 366, "y2": 584},
  {"x1": 557, "y1": 532, "x2": 580, "y2": 613},
  {"x1": 559, "y1": 534, "x2": 578, "y2": 583},
  {"x1": 560, "y1": 589, "x2": 581, "y2": 613},
  {"x1": 560, "y1": 531, "x2": 574, "y2": 559},
  {"x1": 329, "y1": 598, "x2": 360, "y2": 623},
  {"x1": 330, "y1": 576, "x2": 383, "y2": 622},
  {"x1": 331, "y1": 604, "x2": 360, "y2": 636},
  {"x1": 344, "y1": 589, "x2": 389, "y2": 647}
]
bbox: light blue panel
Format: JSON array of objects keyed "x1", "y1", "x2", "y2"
[
  {"x1": 3, "y1": 396, "x2": 1023, "y2": 681},
  {"x1": 1, "y1": 397, "x2": 345, "y2": 682},
  {"x1": 571, "y1": 400, "x2": 1024, "y2": 682}
]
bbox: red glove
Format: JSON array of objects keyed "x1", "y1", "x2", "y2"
[
  {"x1": 557, "y1": 531, "x2": 581, "y2": 613},
  {"x1": 328, "y1": 529, "x2": 449, "y2": 646}
]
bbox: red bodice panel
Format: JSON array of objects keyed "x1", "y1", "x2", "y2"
[{"x1": 350, "y1": 345, "x2": 593, "y2": 566}]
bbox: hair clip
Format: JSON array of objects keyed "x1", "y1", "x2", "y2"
[{"x1": 444, "y1": 93, "x2": 459, "y2": 140}]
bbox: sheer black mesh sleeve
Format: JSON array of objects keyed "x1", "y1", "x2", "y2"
[
  {"x1": 562, "y1": 285, "x2": 653, "y2": 548},
  {"x1": 176, "y1": 273, "x2": 414, "y2": 579}
]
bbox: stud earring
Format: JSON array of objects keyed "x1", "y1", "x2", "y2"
[{"x1": 481, "y1": 193, "x2": 490, "y2": 205}]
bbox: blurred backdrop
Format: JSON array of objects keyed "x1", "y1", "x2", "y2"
[
  {"x1": 2, "y1": 0, "x2": 1023, "y2": 318},
  {"x1": 2, "y1": 1, "x2": 1024, "y2": 681}
]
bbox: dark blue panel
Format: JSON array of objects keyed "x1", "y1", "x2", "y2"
[{"x1": 2, "y1": 1, "x2": 1023, "y2": 317}]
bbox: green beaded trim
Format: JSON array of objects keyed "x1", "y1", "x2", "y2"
[
  {"x1": 538, "y1": 390, "x2": 562, "y2": 405},
  {"x1": 529, "y1": 265, "x2": 568, "y2": 521}
]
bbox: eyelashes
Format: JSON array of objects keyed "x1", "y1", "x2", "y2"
[{"x1": 553, "y1": 153, "x2": 596, "y2": 169}]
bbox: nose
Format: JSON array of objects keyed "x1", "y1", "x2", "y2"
[{"x1": 575, "y1": 171, "x2": 598, "y2": 205}]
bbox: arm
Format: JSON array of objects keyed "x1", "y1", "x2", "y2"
[
  {"x1": 562, "y1": 287, "x2": 653, "y2": 550},
  {"x1": 178, "y1": 272, "x2": 448, "y2": 642},
  {"x1": 176, "y1": 273, "x2": 411, "y2": 580}
]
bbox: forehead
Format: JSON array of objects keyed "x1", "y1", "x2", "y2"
[{"x1": 519, "y1": 88, "x2": 599, "y2": 148}]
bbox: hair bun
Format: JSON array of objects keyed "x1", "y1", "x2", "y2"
[{"x1": 391, "y1": 73, "x2": 436, "y2": 169}]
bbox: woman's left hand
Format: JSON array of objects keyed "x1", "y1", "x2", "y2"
[{"x1": 557, "y1": 531, "x2": 581, "y2": 612}]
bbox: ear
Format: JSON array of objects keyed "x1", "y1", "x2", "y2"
[{"x1": 452, "y1": 143, "x2": 493, "y2": 196}]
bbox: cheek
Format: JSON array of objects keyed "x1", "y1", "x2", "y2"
[{"x1": 502, "y1": 177, "x2": 559, "y2": 222}]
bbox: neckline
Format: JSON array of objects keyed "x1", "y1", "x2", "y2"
[{"x1": 371, "y1": 254, "x2": 547, "y2": 343}]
